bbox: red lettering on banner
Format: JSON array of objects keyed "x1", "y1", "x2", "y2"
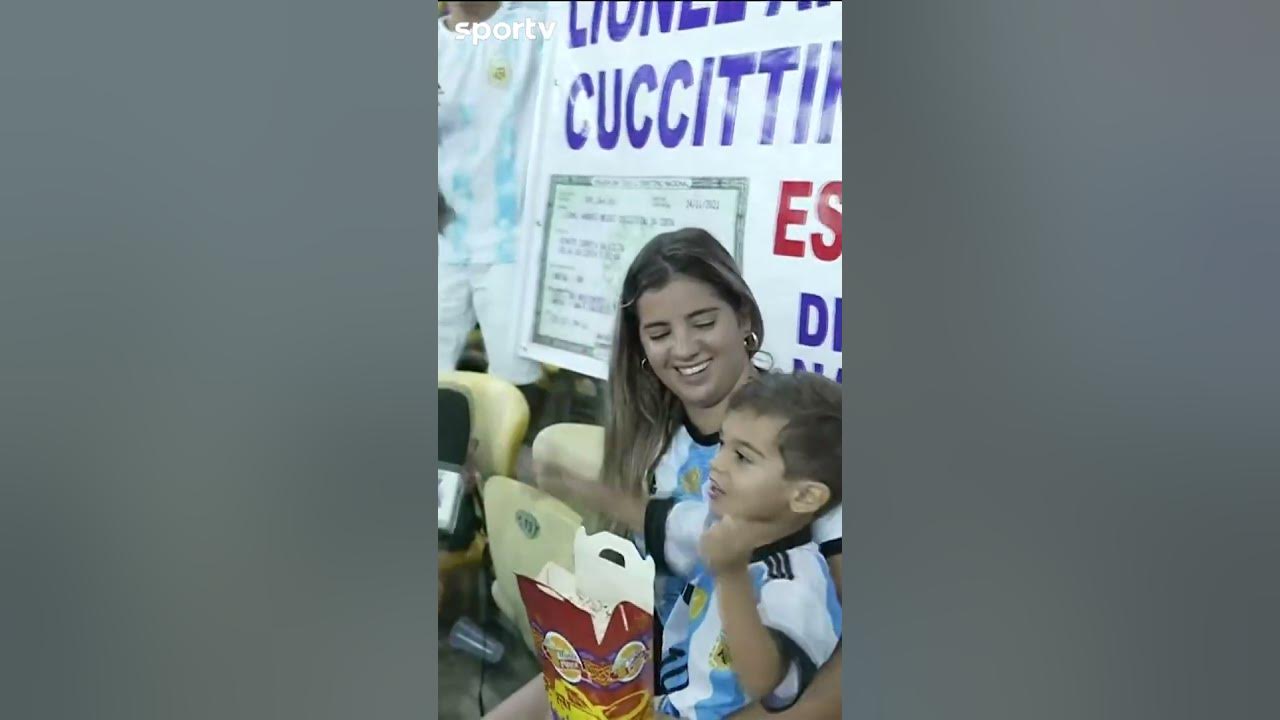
[
  {"x1": 814, "y1": 181, "x2": 842, "y2": 260},
  {"x1": 773, "y1": 181, "x2": 811, "y2": 257},
  {"x1": 772, "y1": 180, "x2": 843, "y2": 261}
]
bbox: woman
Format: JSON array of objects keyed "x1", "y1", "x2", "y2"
[{"x1": 484, "y1": 228, "x2": 843, "y2": 719}]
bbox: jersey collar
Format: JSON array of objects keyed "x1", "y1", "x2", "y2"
[
  {"x1": 749, "y1": 527, "x2": 813, "y2": 563},
  {"x1": 681, "y1": 414, "x2": 721, "y2": 447}
]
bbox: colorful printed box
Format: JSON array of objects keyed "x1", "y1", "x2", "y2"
[{"x1": 517, "y1": 529, "x2": 656, "y2": 720}]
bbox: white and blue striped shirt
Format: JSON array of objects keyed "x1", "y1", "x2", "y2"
[
  {"x1": 641, "y1": 421, "x2": 844, "y2": 626},
  {"x1": 437, "y1": 3, "x2": 547, "y2": 266},
  {"x1": 652, "y1": 513, "x2": 842, "y2": 718}
]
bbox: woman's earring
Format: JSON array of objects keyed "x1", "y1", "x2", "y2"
[
  {"x1": 745, "y1": 332, "x2": 760, "y2": 352},
  {"x1": 640, "y1": 357, "x2": 651, "y2": 370}
]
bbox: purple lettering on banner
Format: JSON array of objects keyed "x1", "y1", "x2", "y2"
[
  {"x1": 816, "y1": 1, "x2": 832, "y2": 7},
  {"x1": 678, "y1": 0, "x2": 712, "y2": 30},
  {"x1": 693, "y1": 57, "x2": 714, "y2": 146},
  {"x1": 591, "y1": 1, "x2": 605, "y2": 45},
  {"x1": 639, "y1": 0, "x2": 678, "y2": 36},
  {"x1": 833, "y1": 297, "x2": 842, "y2": 352},
  {"x1": 626, "y1": 64, "x2": 658, "y2": 148},
  {"x1": 798, "y1": 293, "x2": 828, "y2": 347},
  {"x1": 566, "y1": 73, "x2": 594, "y2": 149},
  {"x1": 569, "y1": 2, "x2": 589, "y2": 47},
  {"x1": 793, "y1": 358, "x2": 842, "y2": 384},
  {"x1": 717, "y1": 53, "x2": 758, "y2": 146},
  {"x1": 659, "y1": 60, "x2": 694, "y2": 147},
  {"x1": 766, "y1": 1, "x2": 783, "y2": 17},
  {"x1": 607, "y1": 1, "x2": 640, "y2": 42},
  {"x1": 793, "y1": 43, "x2": 821, "y2": 144},
  {"x1": 757, "y1": 46, "x2": 800, "y2": 145},
  {"x1": 597, "y1": 69, "x2": 624, "y2": 150},
  {"x1": 795, "y1": 0, "x2": 813, "y2": 9},
  {"x1": 819, "y1": 41, "x2": 842, "y2": 144},
  {"x1": 714, "y1": 1, "x2": 748, "y2": 24}
]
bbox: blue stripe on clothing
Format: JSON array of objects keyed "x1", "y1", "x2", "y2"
[
  {"x1": 493, "y1": 105, "x2": 520, "y2": 265},
  {"x1": 444, "y1": 106, "x2": 474, "y2": 265}
]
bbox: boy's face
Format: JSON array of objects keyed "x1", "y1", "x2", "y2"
[{"x1": 709, "y1": 410, "x2": 827, "y2": 522}]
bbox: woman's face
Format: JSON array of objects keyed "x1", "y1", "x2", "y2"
[{"x1": 635, "y1": 276, "x2": 752, "y2": 411}]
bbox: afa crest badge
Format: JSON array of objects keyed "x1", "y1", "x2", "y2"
[
  {"x1": 680, "y1": 467, "x2": 702, "y2": 495},
  {"x1": 488, "y1": 56, "x2": 510, "y2": 88},
  {"x1": 688, "y1": 587, "x2": 709, "y2": 620},
  {"x1": 709, "y1": 633, "x2": 733, "y2": 671}
]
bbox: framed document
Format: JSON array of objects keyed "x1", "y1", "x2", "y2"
[{"x1": 522, "y1": 175, "x2": 748, "y2": 377}]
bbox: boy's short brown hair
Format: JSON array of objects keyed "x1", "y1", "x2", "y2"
[{"x1": 727, "y1": 371, "x2": 842, "y2": 511}]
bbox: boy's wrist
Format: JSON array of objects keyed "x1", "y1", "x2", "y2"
[{"x1": 715, "y1": 563, "x2": 753, "y2": 585}]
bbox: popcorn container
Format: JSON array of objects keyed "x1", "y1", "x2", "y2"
[{"x1": 516, "y1": 528, "x2": 656, "y2": 720}]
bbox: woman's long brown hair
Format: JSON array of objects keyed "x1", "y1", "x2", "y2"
[{"x1": 594, "y1": 228, "x2": 764, "y2": 533}]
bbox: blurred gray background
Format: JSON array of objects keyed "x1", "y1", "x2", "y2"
[
  {"x1": 1, "y1": 1, "x2": 1277, "y2": 719},
  {"x1": 2, "y1": 1, "x2": 437, "y2": 718},
  {"x1": 849, "y1": 2, "x2": 1279, "y2": 719}
]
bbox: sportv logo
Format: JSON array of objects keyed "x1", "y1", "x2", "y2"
[{"x1": 452, "y1": 18, "x2": 556, "y2": 45}]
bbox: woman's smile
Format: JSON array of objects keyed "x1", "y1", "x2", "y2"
[{"x1": 675, "y1": 358, "x2": 712, "y2": 377}]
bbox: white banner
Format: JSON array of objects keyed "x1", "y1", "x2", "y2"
[{"x1": 518, "y1": 1, "x2": 842, "y2": 382}]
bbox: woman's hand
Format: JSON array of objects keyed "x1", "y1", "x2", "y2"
[
  {"x1": 531, "y1": 459, "x2": 647, "y2": 532},
  {"x1": 532, "y1": 457, "x2": 571, "y2": 498}
]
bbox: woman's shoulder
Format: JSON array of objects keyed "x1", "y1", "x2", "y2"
[{"x1": 650, "y1": 423, "x2": 697, "y2": 495}]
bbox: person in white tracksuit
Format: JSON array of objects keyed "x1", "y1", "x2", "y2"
[{"x1": 438, "y1": 2, "x2": 547, "y2": 403}]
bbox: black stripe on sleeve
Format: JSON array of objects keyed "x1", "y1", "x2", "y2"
[
  {"x1": 764, "y1": 630, "x2": 820, "y2": 714},
  {"x1": 644, "y1": 497, "x2": 677, "y2": 576},
  {"x1": 657, "y1": 646, "x2": 687, "y2": 695},
  {"x1": 764, "y1": 552, "x2": 795, "y2": 581},
  {"x1": 819, "y1": 537, "x2": 842, "y2": 558}
]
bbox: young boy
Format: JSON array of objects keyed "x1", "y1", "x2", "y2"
[
  {"x1": 648, "y1": 371, "x2": 843, "y2": 718},
  {"x1": 533, "y1": 371, "x2": 842, "y2": 718}
]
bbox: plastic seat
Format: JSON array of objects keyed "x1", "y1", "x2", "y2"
[
  {"x1": 531, "y1": 423, "x2": 605, "y2": 522},
  {"x1": 482, "y1": 475, "x2": 584, "y2": 652},
  {"x1": 481, "y1": 423, "x2": 606, "y2": 646},
  {"x1": 438, "y1": 371, "x2": 530, "y2": 480},
  {"x1": 437, "y1": 372, "x2": 530, "y2": 616}
]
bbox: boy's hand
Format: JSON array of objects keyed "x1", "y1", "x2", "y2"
[
  {"x1": 699, "y1": 516, "x2": 760, "y2": 575},
  {"x1": 700, "y1": 514, "x2": 811, "y2": 575}
]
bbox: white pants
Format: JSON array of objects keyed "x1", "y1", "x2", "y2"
[{"x1": 438, "y1": 261, "x2": 542, "y2": 385}]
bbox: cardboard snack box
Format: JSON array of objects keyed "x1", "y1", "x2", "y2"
[{"x1": 516, "y1": 528, "x2": 656, "y2": 720}]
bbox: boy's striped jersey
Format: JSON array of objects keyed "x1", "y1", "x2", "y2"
[
  {"x1": 641, "y1": 419, "x2": 844, "y2": 623},
  {"x1": 654, "y1": 518, "x2": 842, "y2": 718}
]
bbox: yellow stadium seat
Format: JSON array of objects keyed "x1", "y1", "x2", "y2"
[
  {"x1": 438, "y1": 371, "x2": 530, "y2": 480},
  {"x1": 483, "y1": 424, "x2": 605, "y2": 650},
  {"x1": 531, "y1": 423, "x2": 605, "y2": 521},
  {"x1": 482, "y1": 475, "x2": 584, "y2": 652},
  {"x1": 437, "y1": 372, "x2": 530, "y2": 618}
]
